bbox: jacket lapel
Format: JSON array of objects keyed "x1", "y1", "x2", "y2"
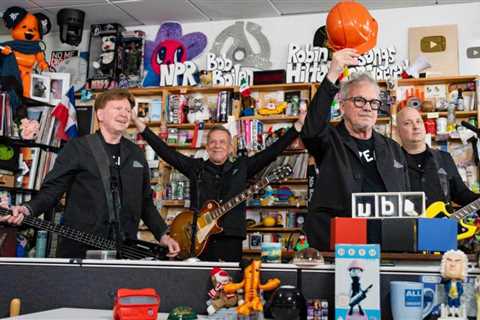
[{"x1": 337, "y1": 122, "x2": 361, "y2": 160}]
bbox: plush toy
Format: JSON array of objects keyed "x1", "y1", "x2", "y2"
[
  {"x1": 258, "y1": 99, "x2": 287, "y2": 115},
  {"x1": 223, "y1": 260, "x2": 280, "y2": 316},
  {"x1": 187, "y1": 93, "x2": 210, "y2": 123},
  {"x1": 206, "y1": 267, "x2": 238, "y2": 315},
  {"x1": 92, "y1": 35, "x2": 116, "y2": 76},
  {"x1": 1, "y1": 6, "x2": 51, "y2": 98}
]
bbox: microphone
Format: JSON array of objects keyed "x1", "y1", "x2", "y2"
[{"x1": 460, "y1": 121, "x2": 480, "y2": 135}]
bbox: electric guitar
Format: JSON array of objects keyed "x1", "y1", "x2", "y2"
[
  {"x1": 0, "y1": 207, "x2": 167, "y2": 260},
  {"x1": 424, "y1": 198, "x2": 480, "y2": 240},
  {"x1": 169, "y1": 165, "x2": 293, "y2": 260}
]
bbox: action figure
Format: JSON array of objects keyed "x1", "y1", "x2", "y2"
[
  {"x1": 347, "y1": 260, "x2": 372, "y2": 319},
  {"x1": 440, "y1": 249, "x2": 468, "y2": 319}
]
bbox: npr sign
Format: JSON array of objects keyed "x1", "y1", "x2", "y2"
[{"x1": 352, "y1": 192, "x2": 425, "y2": 218}]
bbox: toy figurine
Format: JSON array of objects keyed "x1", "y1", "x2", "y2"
[
  {"x1": 347, "y1": 260, "x2": 372, "y2": 320},
  {"x1": 439, "y1": 249, "x2": 468, "y2": 319},
  {"x1": 92, "y1": 35, "x2": 116, "y2": 76},
  {"x1": 206, "y1": 267, "x2": 238, "y2": 316},
  {"x1": 224, "y1": 260, "x2": 281, "y2": 316},
  {"x1": 294, "y1": 234, "x2": 309, "y2": 252},
  {"x1": 1, "y1": 6, "x2": 51, "y2": 98}
]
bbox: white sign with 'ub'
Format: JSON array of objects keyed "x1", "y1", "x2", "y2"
[{"x1": 351, "y1": 192, "x2": 426, "y2": 218}]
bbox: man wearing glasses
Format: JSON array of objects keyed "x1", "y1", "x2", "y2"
[{"x1": 301, "y1": 49, "x2": 409, "y2": 251}]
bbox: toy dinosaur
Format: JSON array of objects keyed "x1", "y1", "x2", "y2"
[{"x1": 223, "y1": 260, "x2": 280, "y2": 316}]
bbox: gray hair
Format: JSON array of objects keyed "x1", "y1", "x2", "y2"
[
  {"x1": 339, "y1": 72, "x2": 380, "y2": 100},
  {"x1": 440, "y1": 249, "x2": 469, "y2": 280}
]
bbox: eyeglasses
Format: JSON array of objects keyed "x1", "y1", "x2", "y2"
[{"x1": 343, "y1": 96, "x2": 383, "y2": 111}]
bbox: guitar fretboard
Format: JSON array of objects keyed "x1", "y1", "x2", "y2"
[
  {"x1": 203, "y1": 176, "x2": 271, "y2": 224},
  {"x1": 0, "y1": 207, "x2": 115, "y2": 250},
  {"x1": 451, "y1": 198, "x2": 480, "y2": 221}
]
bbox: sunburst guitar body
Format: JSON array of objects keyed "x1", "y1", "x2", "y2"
[
  {"x1": 169, "y1": 165, "x2": 293, "y2": 260},
  {"x1": 424, "y1": 200, "x2": 478, "y2": 240}
]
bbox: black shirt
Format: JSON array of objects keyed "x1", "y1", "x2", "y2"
[
  {"x1": 405, "y1": 149, "x2": 428, "y2": 194},
  {"x1": 353, "y1": 137, "x2": 386, "y2": 192}
]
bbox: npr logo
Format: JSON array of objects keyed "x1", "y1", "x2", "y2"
[{"x1": 352, "y1": 192, "x2": 425, "y2": 218}]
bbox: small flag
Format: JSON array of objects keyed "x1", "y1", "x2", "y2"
[
  {"x1": 240, "y1": 77, "x2": 251, "y2": 97},
  {"x1": 52, "y1": 86, "x2": 79, "y2": 141}
]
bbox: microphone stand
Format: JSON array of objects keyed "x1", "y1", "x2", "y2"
[
  {"x1": 110, "y1": 163, "x2": 124, "y2": 259},
  {"x1": 187, "y1": 169, "x2": 203, "y2": 261},
  {"x1": 461, "y1": 121, "x2": 480, "y2": 165}
]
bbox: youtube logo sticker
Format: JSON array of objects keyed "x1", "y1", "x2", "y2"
[
  {"x1": 420, "y1": 35, "x2": 446, "y2": 53},
  {"x1": 467, "y1": 47, "x2": 480, "y2": 59}
]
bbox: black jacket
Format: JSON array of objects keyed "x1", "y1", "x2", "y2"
[
  {"x1": 25, "y1": 132, "x2": 167, "y2": 258},
  {"x1": 406, "y1": 146, "x2": 479, "y2": 208},
  {"x1": 301, "y1": 77, "x2": 409, "y2": 250},
  {"x1": 141, "y1": 126, "x2": 299, "y2": 237}
]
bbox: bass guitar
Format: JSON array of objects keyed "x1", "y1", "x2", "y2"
[
  {"x1": 170, "y1": 165, "x2": 293, "y2": 260},
  {"x1": 424, "y1": 198, "x2": 480, "y2": 240},
  {"x1": 0, "y1": 207, "x2": 167, "y2": 260}
]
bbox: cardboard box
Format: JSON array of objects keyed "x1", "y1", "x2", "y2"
[{"x1": 335, "y1": 244, "x2": 380, "y2": 320}]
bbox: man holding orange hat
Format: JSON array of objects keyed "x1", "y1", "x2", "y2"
[{"x1": 301, "y1": 1, "x2": 409, "y2": 251}]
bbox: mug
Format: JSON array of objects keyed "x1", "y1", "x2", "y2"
[{"x1": 390, "y1": 281, "x2": 434, "y2": 320}]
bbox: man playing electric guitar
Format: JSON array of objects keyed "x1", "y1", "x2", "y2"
[
  {"x1": 132, "y1": 110, "x2": 306, "y2": 262},
  {"x1": 397, "y1": 107, "x2": 479, "y2": 238},
  {"x1": 0, "y1": 89, "x2": 180, "y2": 258}
]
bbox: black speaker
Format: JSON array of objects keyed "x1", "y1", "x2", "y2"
[
  {"x1": 381, "y1": 219, "x2": 416, "y2": 252},
  {"x1": 367, "y1": 219, "x2": 382, "y2": 244}
]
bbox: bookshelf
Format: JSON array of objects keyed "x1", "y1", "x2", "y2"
[{"x1": 77, "y1": 75, "x2": 480, "y2": 258}]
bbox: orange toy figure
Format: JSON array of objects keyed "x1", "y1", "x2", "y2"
[
  {"x1": 223, "y1": 260, "x2": 281, "y2": 316},
  {"x1": 1, "y1": 7, "x2": 51, "y2": 98}
]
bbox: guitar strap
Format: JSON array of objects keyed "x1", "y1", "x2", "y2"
[
  {"x1": 86, "y1": 134, "x2": 118, "y2": 231},
  {"x1": 430, "y1": 149, "x2": 450, "y2": 203}
]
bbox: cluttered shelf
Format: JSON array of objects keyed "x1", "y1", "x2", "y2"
[
  {"x1": 421, "y1": 110, "x2": 478, "y2": 118},
  {"x1": 396, "y1": 75, "x2": 478, "y2": 86},
  {"x1": 0, "y1": 186, "x2": 38, "y2": 194},
  {"x1": 166, "y1": 122, "x2": 227, "y2": 129}
]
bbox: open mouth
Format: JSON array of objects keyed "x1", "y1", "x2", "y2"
[{"x1": 24, "y1": 33, "x2": 34, "y2": 40}]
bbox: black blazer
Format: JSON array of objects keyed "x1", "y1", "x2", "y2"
[
  {"x1": 301, "y1": 77, "x2": 409, "y2": 250},
  {"x1": 141, "y1": 126, "x2": 299, "y2": 237},
  {"x1": 26, "y1": 132, "x2": 167, "y2": 257}
]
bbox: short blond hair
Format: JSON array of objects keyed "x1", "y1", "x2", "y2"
[{"x1": 94, "y1": 88, "x2": 135, "y2": 111}]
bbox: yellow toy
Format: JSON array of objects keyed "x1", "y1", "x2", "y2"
[
  {"x1": 223, "y1": 260, "x2": 280, "y2": 316},
  {"x1": 258, "y1": 100, "x2": 287, "y2": 115}
]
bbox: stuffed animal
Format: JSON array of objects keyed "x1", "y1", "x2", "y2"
[
  {"x1": 224, "y1": 260, "x2": 280, "y2": 316},
  {"x1": 92, "y1": 35, "x2": 116, "y2": 76},
  {"x1": 187, "y1": 93, "x2": 210, "y2": 123},
  {"x1": 206, "y1": 267, "x2": 238, "y2": 315},
  {"x1": 1, "y1": 6, "x2": 51, "y2": 98}
]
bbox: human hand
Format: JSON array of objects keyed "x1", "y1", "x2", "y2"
[
  {"x1": 159, "y1": 234, "x2": 180, "y2": 258},
  {"x1": 0, "y1": 205, "x2": 30, "y2": 225},
  {"x1": 327, "y1": 48, "x2": 360, "y2": 83}
]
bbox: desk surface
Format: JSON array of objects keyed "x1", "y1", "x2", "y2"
[{"x1": 2, "y1": 308, "x2": 209, "y2": 320}]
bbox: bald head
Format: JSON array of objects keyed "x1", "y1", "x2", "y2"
[{"x1": 396, "y1": 107, "x2": 426, "y2": 153}]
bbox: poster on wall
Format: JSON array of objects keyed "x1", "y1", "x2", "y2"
[
  {"x1": 408, "y1": 24, "x2": 459, "y2": 76},
  {"x1": 143, "y1": 22, "x2": 207, "y2": 87},
  {"x1": 210, "y1": 21, "x2": 272, "y2": 70}
]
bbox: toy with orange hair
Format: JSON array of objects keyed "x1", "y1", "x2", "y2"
[
  {"x1": 223, "y1": 260, "x2": 280, "y2": 316},
  {"x1": 1, "y1": 6, "x2": 51, "y2": 98}
]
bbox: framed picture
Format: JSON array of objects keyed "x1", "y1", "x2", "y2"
[
  {"x1": 43, "y1": 72, "x2": 71, "y2": 105},
  {"x1": 30, "y1": 73, "x2": 51, "y2": 104}
]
